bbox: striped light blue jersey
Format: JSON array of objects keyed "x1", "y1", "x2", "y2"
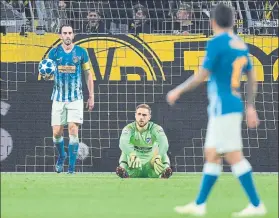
[
  {"x1": 202, "y1": 32, "x2": 252, "y2": 116},
  {"x1": 48, "y1": 45, "x2": 90, "y2": 102}
]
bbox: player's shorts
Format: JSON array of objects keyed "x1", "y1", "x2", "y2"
[
  {"x1": 204, "y1": 112, "x2": 243, "y2": 154},
  {"x1": 51, "y1": 99, "x2": 83, "y2": 126}
]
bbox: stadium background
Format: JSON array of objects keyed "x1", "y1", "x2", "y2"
[{"x1": 0, "y1": 0, "x2": 278, "y2": 173}]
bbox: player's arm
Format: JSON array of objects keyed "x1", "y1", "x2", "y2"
[
  {"x1": 167, "y1": 40, "x2": 217, "y2": 105},
  {"x1": 245, "y1": 57, "x2": 257, "y2": 106},
  {"x1": 119, "y1": 127, "x2": 134, "y2": 156},
  {"x1": 245, "y1": 57, "x2": 259, "y2": 128},
  {"x1": 152, "y1": 125, "x2": 169, "y2": 157},
  {"x1": 47, "y1": 48, "x2": 56, "y2": 60},
  {"x1": 151, "y1": 125, "x2": 169, "y2": 175},
  {"x1": 174, "y1": 68, "x2": 209, "y2": 95},
  {"x1": 82, "y1": 49, "x2": 94, "y2": 111},
  {"x1": 84, "y1": 69, "x2": 94, "y2": 98},
  {"x1": 119, "y1": 127, "x2": 141, "y2": 168}
]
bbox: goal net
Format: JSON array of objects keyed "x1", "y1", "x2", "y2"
[{"x1": 0, "y1": 0, "x2": 278, "y2": 172}]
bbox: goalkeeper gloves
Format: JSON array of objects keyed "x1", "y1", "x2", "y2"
[
  {"x1": 128, "y1": 153, "x2": 142, "y2": 169},
  {"x1": 154, "y1": 155, "x2": 165, "y2": 175}
]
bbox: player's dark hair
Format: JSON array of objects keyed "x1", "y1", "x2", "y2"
[
  {"x1": 136, "y1": 104, "x2": 152, "y2": 115},
  {"x1": 59, "y1": 24, "x2": 74, "y2": 34},
  {"x1": 211, "y1": 3, "x2": 234, "y2": 28}
]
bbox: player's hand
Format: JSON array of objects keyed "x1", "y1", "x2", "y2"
[
  {"x1": 246, "y1": 105, "x2": 260, "y2": 128},
  {"x1": 153, "y1": 155, "x2": 165, "y2": 175},
  {"x1": 150, "y1": 147, "x2": 159, "y2": 166},
  {"x1": 128, "y1": 154, "x2": 142, "y2": 169},
  {"x1": 40, "y1": 73, "x2": 53, "y2": 81},
  {"x1": 86, "y1": 96, "x2": 94, "y2": 111},
  {"x1": 166, "y1": 88, "x2": 181, "y2": 106}
]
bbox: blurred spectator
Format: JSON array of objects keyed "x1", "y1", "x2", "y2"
[
  {"x1": 83, "y1": 9, "x2": 108, "y2": 34},
  {"x1": 56, "y1": 0, "x2": 71, "y2": 27},
  {"x1": 34, "y1": 0, "x2": 47, "y2": 34},
  {"x1": 3, "y1": 0, "x2": 32, "y2": 35},
  {"x1": 58, "y1": 0, "x2": 66, "y2": 9},
  {"x1": 129, "y1": 3, "x2": 151, "y2": 34},
  {"x1": 171, "y1": 2, "x2": 200, "y2": 35}
]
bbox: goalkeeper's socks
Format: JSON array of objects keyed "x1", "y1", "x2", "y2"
[
  {"x1": 195, "y1": 163, "x2": 222, "y2": 205},
  {"x1": 68, "y1": 135, "x2": 79, "y2": 172},
  {"x1": 53, "y1": 136, "x2": 65, "y2": 158},
  {"x1": 232, "y1": 159, "x2": 260, "y2": 207}
]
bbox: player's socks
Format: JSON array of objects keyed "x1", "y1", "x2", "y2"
[
  {"x1": 195, "y1": 162, "x2": 222, "y2": 205},
  {"x1": 53, "y1": 136, "x2": 66, "y2": 173},
  {"x1": 53, "y1": 136, "x2": 65, "y2": 157},
  {"x1": 68, "y1": 135, "x2": 79, "y2": 173},
  {"x1": 232, "y1": 158, "x2": 260, "y2": 207}
]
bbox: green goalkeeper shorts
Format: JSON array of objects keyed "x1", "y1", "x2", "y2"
[
  {"x1": 118, "y1": 152, "x2": 170, "y2": 178},
  {"x1": 127, "y1": 162, "x2": 159, "y2": 178}
]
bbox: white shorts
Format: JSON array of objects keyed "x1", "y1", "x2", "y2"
[
  {"x1": 51, "y1": 99, "x2": 84, "y2": 126},
  {"x1": 204, "y1": 113, "x2": 243, "y2": 154}
]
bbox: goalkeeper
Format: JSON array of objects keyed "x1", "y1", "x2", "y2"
[{"x1": 116, "y1": 104, "x2": 172, "y2": 178}]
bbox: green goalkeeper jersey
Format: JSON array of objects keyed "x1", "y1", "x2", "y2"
[{"x1": 119, "y1": 121, "x2": 169, "y2": 158}]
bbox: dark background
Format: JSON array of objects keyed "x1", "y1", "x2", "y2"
[{"x1": 1, "y1": 34, "x2": 278, "y2": 172}]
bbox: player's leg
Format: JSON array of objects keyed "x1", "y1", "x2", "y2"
[
  {"x1": 145, "y1": 153, "x2": 172, "y2": 178},
  {"x1": 51, "y1": 101, "x2": 67, "y2": 173},
  {"x1": 53, "y1": 125, "x2": 66, "y2": 173},
  {"x1": 143, "y1": 162, "x2": 160, "y2": 178},
  {"x1": 126, "y1": 167, "x2": 143, "y2": 178},
  {"x1": 144, "y1": 144, "x2": 172, "y2": 178},
  {"x1": 67, "y1": 122, "x2": 80, "y2": 173},
  {"x1": 160, "y1": 153, "x2": 173, "y2": 179},
  {"x1": 225, "y1": 153, "x2": 266, "y2": 216},
  {"x1": 195, "y1": 148, "x2": 222, "y2": 205},
  {"x1": 116, "y1": 152, "x2": 144, "y2": 178},
  {"x1": 212, "y1": 113, "x2": 266, "y2": 216},
  {"x1": 126, "y1": 152, "x2": 144, "y2": 178},
  {"x1": 116, "y1": 152, "x2": 129, "y2": 178},
  {"x1": 175, "y1": 149, "x2": 221, "y2": 215},
  {"x1": 66, "y1": 99, "x2": 84, "y2": 174},
  {"x1": 175, "y1": 116, "x2": 222, "y2": 215},
  {"x1": 136, "y1": 151, "x2": 171, "y2": 178}
]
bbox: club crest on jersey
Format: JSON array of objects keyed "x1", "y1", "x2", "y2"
[
  {"x1": 72, "y1": 56, "x2": 80, "y2": 63},
  {"x1": 146, "y1": 137, "x2": 152, "y2": 144}
]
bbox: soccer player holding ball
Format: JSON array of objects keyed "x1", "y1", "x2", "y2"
[
  {"x1": 167, "y1": 3, "x2": 266, "y2": 217},
  {"x1": 116, "y1": 104, "x2": 172, "y2": 179},
  {"x1": 40, "y1": 24, "x2": 94, "y2": 174}
]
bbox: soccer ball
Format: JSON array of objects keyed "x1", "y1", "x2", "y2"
[
  {"x1": 38, "y1": 58, "x2": 56, "y2": 80},
  {"x1": 77, "y1": 142, "x2": 89, "y2": 160}
]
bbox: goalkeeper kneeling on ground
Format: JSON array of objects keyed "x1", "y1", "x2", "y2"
[{"x1": 116, "y1": 104, "x2": 172, "y2": 179}]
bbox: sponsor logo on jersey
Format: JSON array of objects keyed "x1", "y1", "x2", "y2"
[{"x1": 58, "y1": 65, "x2": 76, "y2": 73}]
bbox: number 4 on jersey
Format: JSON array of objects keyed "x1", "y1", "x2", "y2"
[{"x1": 231, "y1": 56, "x2": 248, "y2": 96}]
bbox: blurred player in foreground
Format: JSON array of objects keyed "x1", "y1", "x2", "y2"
[
  {"x1": 116, "y1": 104, "x2": 172, "y2": 178},
  {"x1": 167, "y1": 3, "x2": 266, "y2": 217},
  {"x1": 47, "y1": 24, "x2": 94, "y2": 174}
]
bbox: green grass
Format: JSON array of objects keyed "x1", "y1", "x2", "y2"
[{"x1": 1, "y1": 173, "x2": 278, "y2": 218}]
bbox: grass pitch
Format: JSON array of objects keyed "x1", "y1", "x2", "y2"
[{"x1": 1, "y1": 173, "x2": 278, "y2": 218}]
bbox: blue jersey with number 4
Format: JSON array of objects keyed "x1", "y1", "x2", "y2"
[
  {"x1": 48, "y1": 45, "x2": 90, "y2": 102},
  {"x1": 202, "y1": 32, "x2": 252, "y2": 117}
]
